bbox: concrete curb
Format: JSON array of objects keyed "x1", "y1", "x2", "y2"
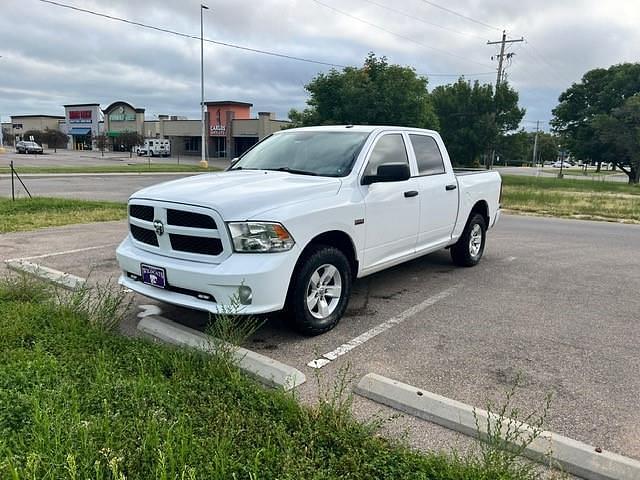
[
  {"x1": 138, "y1": 315, "x2": 306, "y2": 391},
  {"x1": 355, "y1": 373, "x2": 640, "y2": 480},
  {"x1": 5, "y1": 259, "x2": 86, "y2": 290}
]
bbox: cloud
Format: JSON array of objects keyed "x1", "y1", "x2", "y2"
[{"x1": 0, "y1": 0, "x2": 638, "y2": 129}]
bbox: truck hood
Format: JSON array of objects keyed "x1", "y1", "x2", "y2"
[{"x1": 131, "y1": 170, "x2": 342, "y2": 220}]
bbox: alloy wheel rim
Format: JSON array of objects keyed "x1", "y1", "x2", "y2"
[
  {"x1": 306, "y1": 263, "x2": 342, "y2": 320},
  {"x1": 469, "y1": 223, "x2": 483, "y2": 257}
]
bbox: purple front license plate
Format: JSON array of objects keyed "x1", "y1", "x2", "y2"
[{"x1": 141, "y1": 264, "x2": 166, "y2": 289}]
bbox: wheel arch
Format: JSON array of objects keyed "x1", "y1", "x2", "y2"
[
  {"x1": 298, "y1": 230, "x2": 359, "y2": 277},
  {"x1": 469, "y1": 200, "x2": 489, "y2": 227},
  {"x1": 284, "y1": 230, "x2": 358, "y2": 306}
]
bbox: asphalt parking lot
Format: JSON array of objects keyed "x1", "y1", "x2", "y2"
[
  {"x1": 1, "y1": 149, "x2": 204, "y2": 167},
  {"x1": 2, "y1": 214, "x2": 639, "y2": 461}
]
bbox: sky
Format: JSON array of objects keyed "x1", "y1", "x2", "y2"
[{"x1": 1, "y1": 0, "x2": 639, "y2": 132}]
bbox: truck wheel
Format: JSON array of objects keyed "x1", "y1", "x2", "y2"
[
  {"x1": 288, "y1": 245, "x2": 352, "y2": 336},
  {"x1": 451, "y1": 213, "x2": 486, "y2": 267}
]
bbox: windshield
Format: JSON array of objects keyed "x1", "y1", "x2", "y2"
[{"x1": 232, "y1": 131, "x2": 369, "y2": 177}]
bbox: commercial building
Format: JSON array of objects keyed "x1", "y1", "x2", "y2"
[
  {"x1": 206, "y1": 101, "x2": 290, "y2": 158},
  {"x1": 9, "y1": 115, "x2": 65, "y2": 142},
  {"x1": 63, "y1": 103, "x2": 102, "y2": 150},
  {"x1": 6, "y1": 99, "x2": 290, "y2": 157}
]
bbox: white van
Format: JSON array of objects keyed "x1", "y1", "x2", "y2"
[{"x1": 137, "y1": 139, "x2": 170, "y2": 157}]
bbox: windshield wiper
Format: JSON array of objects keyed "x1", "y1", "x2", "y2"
[
  {"x1": 265, "y1": 167, "x2": 318, "y2": 176},
  {"x1": 229, "y1": 166, "x2": 260, "y2": 171}
]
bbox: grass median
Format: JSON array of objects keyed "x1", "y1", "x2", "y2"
[
  {"x1": 501, "y1": 175, "x2": 640, "y2": 223},
  {"x1": 0, "y1": 164, "x2": 215, "y2": 174},
  {"x1": 1, "y1": 197, "x2": 126, "y2": 233},
  {"x1": 0, "y1": 275, "x2": 548, "y2": 480}
]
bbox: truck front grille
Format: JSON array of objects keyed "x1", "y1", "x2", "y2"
[
  {"x1": 167, "y1": 209, "x2": 217, "y2": 229},
  {"x1": 130, "y1": 224, "x2": 158, "y2": 246},
  {"x1": 129, "y1": 204, "x2": 154, "y2": 222},
  {"x1": 128, "y1": 201, "x2": 226, "y2": 261},
  {"x1": 170, "y1": 234, "x2": 223, "y2": 255}
]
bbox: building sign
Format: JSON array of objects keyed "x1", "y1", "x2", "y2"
[
  {"x1": 210, "y1": 124, "x2": 226, "y2": 136},
  {"x1": 69, "y1": 110, "x2": 92, "y2": 123},
  {"x1": 109, "y1": 113, "x2": 136, "y2": 121},
  {"x1": 109, "y1": 105, "x2": 136, "y2": 122}
]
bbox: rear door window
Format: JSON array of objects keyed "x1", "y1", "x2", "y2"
[{"x1": 409, "y1": 134, "x2": 445, "y2": 176}]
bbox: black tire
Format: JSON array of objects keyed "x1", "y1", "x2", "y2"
[
  {"x1": 450, "y1": 213, "x2": 487, "y2": 267},
  {"x1": 287, "y1": 245, "x2": 352, "y2": 336}
]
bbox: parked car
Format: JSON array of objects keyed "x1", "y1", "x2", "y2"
[
  {"x1": 16, "y1": 141, "x2": 43, "y2": 154},
  {"x1": 117, "y1": 126, "x2": 502, "y2": 335},
  {"x1": 552, "y1": 161, "x2": 572, "y2": 168}
]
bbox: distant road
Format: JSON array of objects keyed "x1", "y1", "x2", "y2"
[
  {"x1": 495, "y1": 166, "x2": 628, "y2": 182},
  {"x1": 0, "y1": 173, "x2": 199, "y2": 202},
  {"x1": 0, "y1": 166, "x2": 632, "y2": 202}
]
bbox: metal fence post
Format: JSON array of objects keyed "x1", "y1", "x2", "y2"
[{"x1": 10, "y1": 161, "x2": 15, "y2": 201}]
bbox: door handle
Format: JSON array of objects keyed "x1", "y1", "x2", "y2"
[
  {"x1": 445, "y1": 184, "x2": 457, "y2": 191},
  {"x1": 404, "y1": 190, "x2": 419, "y2": 198}
]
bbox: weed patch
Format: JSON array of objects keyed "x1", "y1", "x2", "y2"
[
  {"x1": 0, "y1": 275, "x2": 551, "y2": 479},
  {"x1": 501, "y1": 175, "x2": 640, "y2": 222},
  {"x1": 0, "y1": 197, "x2": 126, "y2": 232}
]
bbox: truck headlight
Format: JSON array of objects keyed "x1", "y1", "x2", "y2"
[{"x1": 227, "y1": 222, "x2": 295, "y2": 253}]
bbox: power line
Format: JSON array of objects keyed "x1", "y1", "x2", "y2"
[
  {"x1": 521, "y1": 41, "x2": 575, "y2": 87},
  {"x1": 39, "y1": 0, "x2": 347, "y2": 68},
  {"x1": 421, "y1": 72, "x2": 494, "y2": 77},
  {"x1": 310, "y1": 0, "x2": 493, "y2": 69},
  {"x1": 418, "y1": 0, "x2": 501, "y2": 32},
  {"x1": 39, "y1": 0, "x2": 494, "y2": 79},
  {"x1": 357, "y1": 0, "x2": 487, "y2": 41}
]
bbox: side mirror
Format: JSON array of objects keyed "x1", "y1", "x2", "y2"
[{"x1": 362, "y1": 162, "x2": 411, "y2": 185}]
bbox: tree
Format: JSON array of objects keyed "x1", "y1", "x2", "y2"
[
  {"x1": 94, "y1": 133, "x2": 109, "y2": 157},
  {"x1": 288, "y1": 53, "x2": 439, "y2": 130},
  {"x1": 592, "y1": 95, "x2": 640, "y2": 183},
  {"x1": 43, "y1": 128, "x2": 69, "y2": 152},
  {"x1": 116, "y1": 131, "x2": 144, "y2": 158},
  {"x1": 552, "y1": 63, "x2": 640, "y2": 181},
  {"x1": 2, "y1": 128, "x2": 15, "y2": 146},
  {"x1": 21, "y1": 130, "x2": 45, "y2": 145},
  {"x1": 535, "y1": 133, "x2": 559, "y2": 165},
  {"x1": 431, "y1": 79, "x2": 525, "y2": 166},
  {"x1": 495, "y1": 130, "x2": 529, "y2": 165}
]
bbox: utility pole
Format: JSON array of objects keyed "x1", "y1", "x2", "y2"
[
  {"x1": 532, "y1": 120, "x2": 540, "y2": 167},
  {"x1": 487, "y1": 31, "x2": 524, "y2": 90},
  {"x1": 200, "y1": 4, "x2": 209, "y2": 169},
  {"x1": 486, "y1": 31, "x2": 524, "y2": 169}
]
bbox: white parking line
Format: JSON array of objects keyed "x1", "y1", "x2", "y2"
[
  {"x1": 6, "y1": 243, "x2": 119, "y2": 263},
  {"x1": 307, "y1": 287, "x2": 457, "y2": 369}
]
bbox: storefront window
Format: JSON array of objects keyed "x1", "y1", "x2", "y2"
[{"x1": 184, "y1": 137, "x2": 200, "y2": 152}]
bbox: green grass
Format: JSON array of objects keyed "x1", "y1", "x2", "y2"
[
  {"x1": 501, "y1": 175, "x2": 640, "y2": 223},
  {"x1": 0, "y1": 275, "x2": 545, "y2": 480},
  {"x1": 0, "y1": 164, "x2": 215, "y2": 174},
  {"x1": 0, "y1": 197, "x2": 126, "y2": 233}
]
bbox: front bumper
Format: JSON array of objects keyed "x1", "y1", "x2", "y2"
[{"x1": 116, "y1": 236, "x2": 299, "y2": 315}]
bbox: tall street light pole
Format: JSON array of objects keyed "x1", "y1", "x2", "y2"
[
  {"x1": 200, "y1": 4, "x2": 209, "y2": 169},
  {"x1": 0, "y1": 56, "x2": 4, "y2": 150}
]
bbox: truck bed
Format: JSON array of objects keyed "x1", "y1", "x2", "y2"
[{"x1": 453, "y1": 168, "x2": 491, "y2": 176}]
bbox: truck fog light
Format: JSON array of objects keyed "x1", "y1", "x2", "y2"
[{"x1": 238, "y1": 285, "x2": 253, "y2": 305}]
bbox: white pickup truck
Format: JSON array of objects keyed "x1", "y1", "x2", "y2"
[{"x1": 117, "y1": 126, "x2": 501, "y2": 335}]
